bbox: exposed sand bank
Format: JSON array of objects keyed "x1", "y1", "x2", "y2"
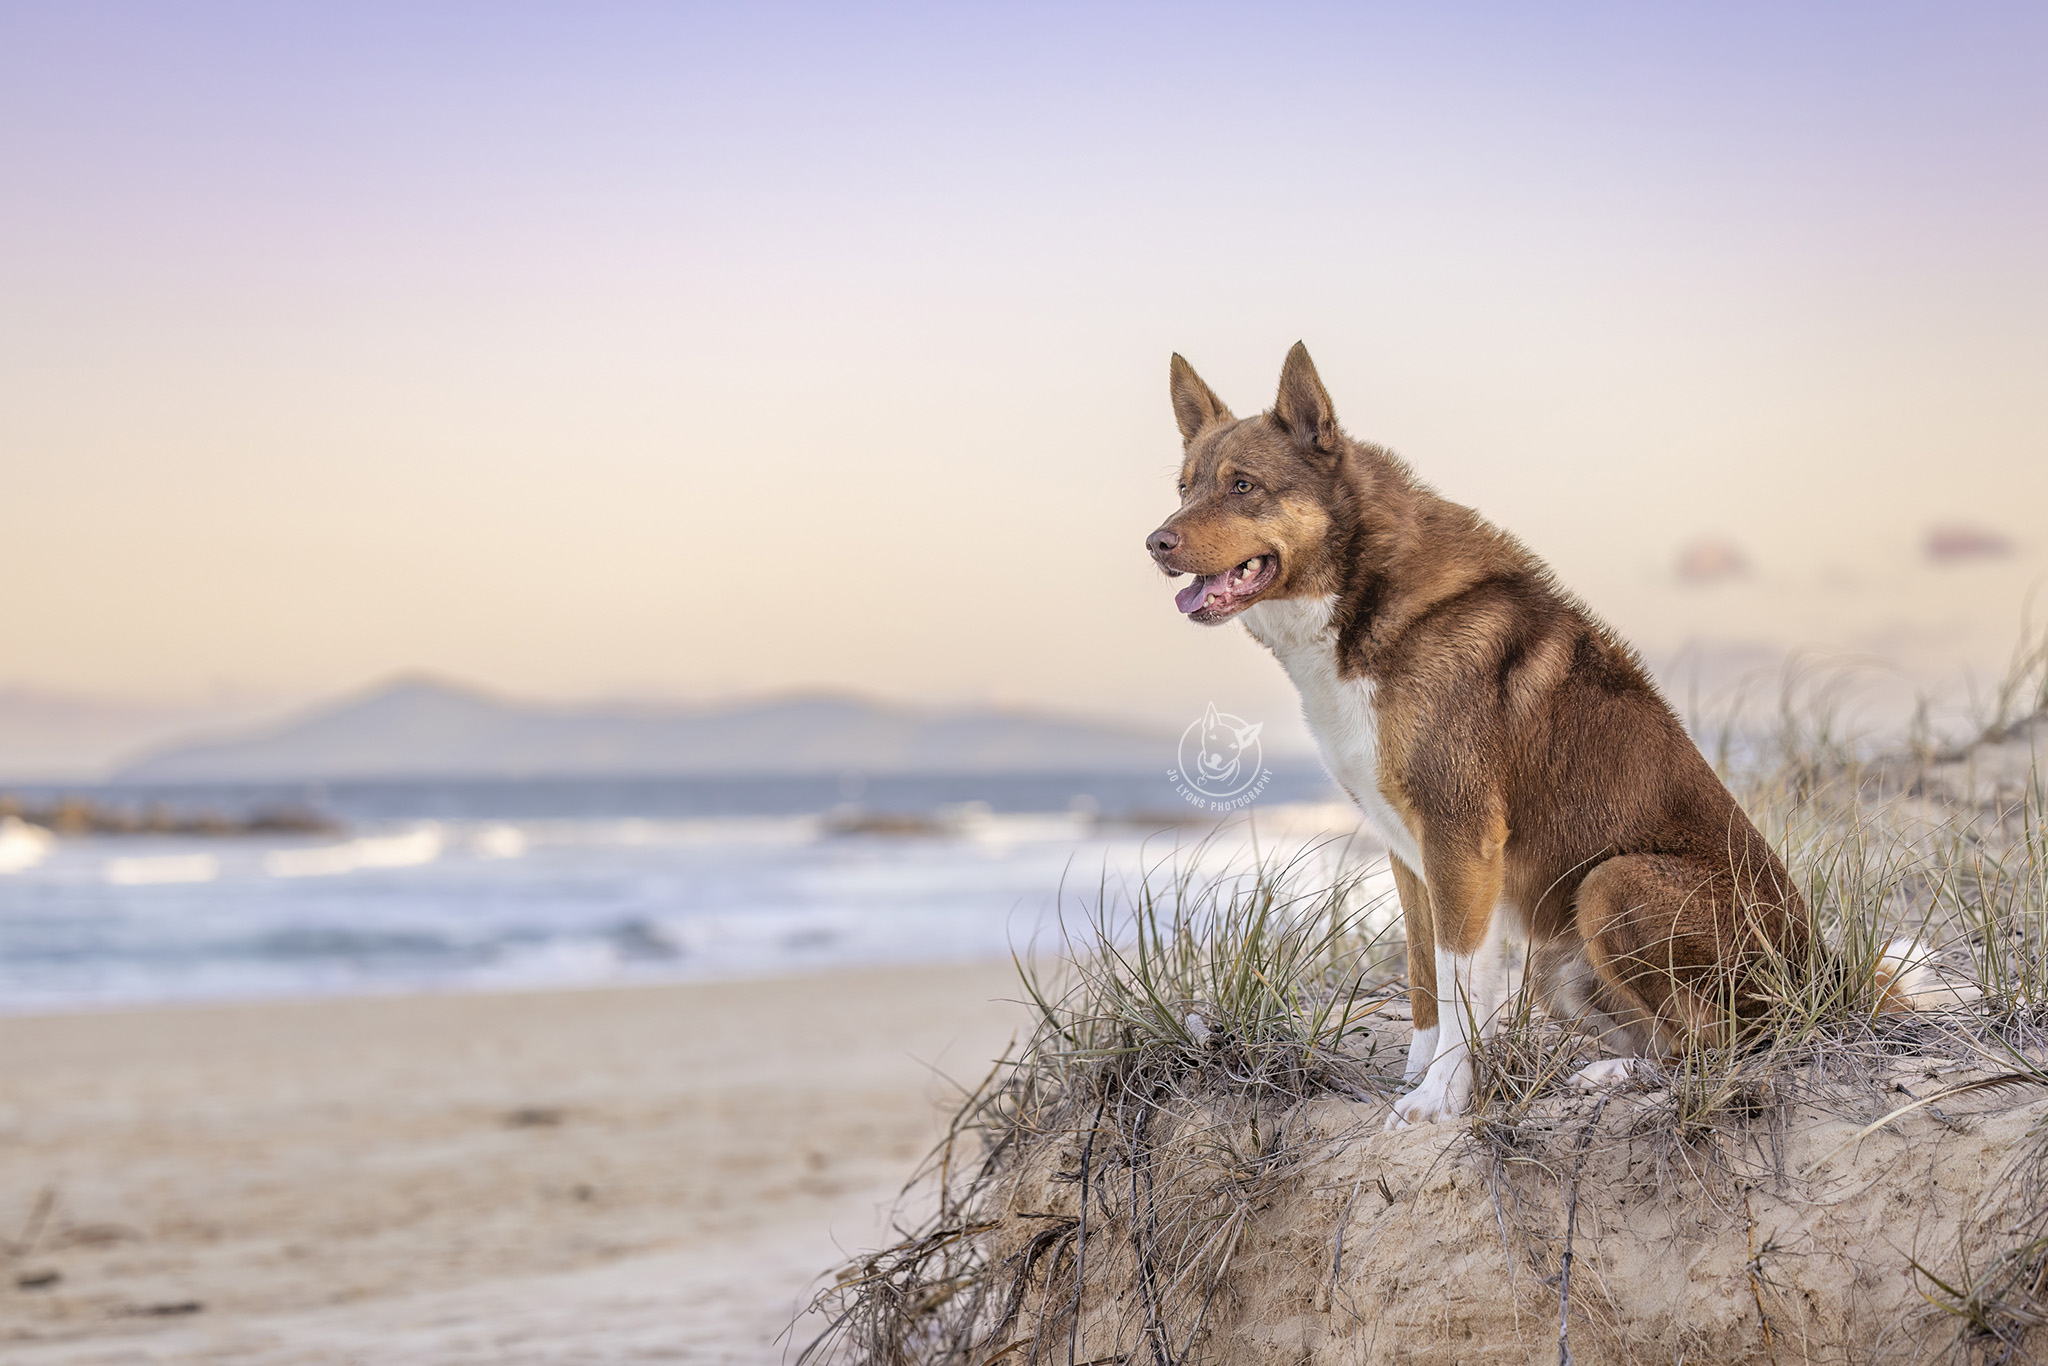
[
  {"x1": 989, "y1": 1062, "x2": 2048, "y2": 1364},
  {"x1": 0, "y1": 963, "x2": 1025, "y2": 1363}
]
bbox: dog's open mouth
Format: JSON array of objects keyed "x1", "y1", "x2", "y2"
[{"x1": 1173, "y1": 553, "x2": 1279, "y2": 622}]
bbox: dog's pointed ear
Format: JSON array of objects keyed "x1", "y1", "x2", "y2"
[
  {"x1": 1170, "y1": 354, "x2": 1234, "y2": 446},
  {"x1": 1272, "y1": 341, "x2": 1338, "y2": 455},
  {"x1": 1201, "y1": 701, "x2": 1221, "y2": 731},
  {"x1": 1233, "y1": 720, "x2": 1263, "y2": 746}
]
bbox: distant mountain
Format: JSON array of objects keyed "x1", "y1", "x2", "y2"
[
  {"x1": 0, "y1": 687, "x2": 290, "y2": 782},
  {"x1": 112, "y1": 677, "x2": 1183, "y2": 782}
]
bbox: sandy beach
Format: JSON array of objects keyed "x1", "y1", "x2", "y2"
[{"x1": 0, "y1": 962, "x2": 1026, "y2": 1364}]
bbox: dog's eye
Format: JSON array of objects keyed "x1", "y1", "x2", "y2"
[
  {"x1": 1231, "y1": 478, "x2": 1254, "y2": 494},
  {"x1": 1177, "y1": 481, "x2": 1187, "y2": 495}
]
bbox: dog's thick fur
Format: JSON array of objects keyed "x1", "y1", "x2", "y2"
[{"x1": 1146, "y1": 343, "x2": 1914, "y2": 1126}]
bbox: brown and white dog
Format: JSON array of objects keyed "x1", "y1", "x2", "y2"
[{"x1": 1146, "y1": 343, "x2": 1920, "y2": 1128}]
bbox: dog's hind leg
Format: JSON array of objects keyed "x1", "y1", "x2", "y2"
[
  {"x1": 1569, "y1": 855, "x2": 1737, "y2": 1088},
  {"x1": 1389, "y1": 857, "x2": 1440, "y2": 1082},
  {"x1": 1532, "y1": 936, "x2": 1634, "y2": 1087}
]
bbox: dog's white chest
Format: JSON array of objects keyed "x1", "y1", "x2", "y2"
[{"x1": 1242, "y1": 597, "x2": 1424, "y2": 873}]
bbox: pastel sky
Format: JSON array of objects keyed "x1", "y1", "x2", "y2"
[{"x1": 3, "y1": 3, "x2": 2043, "y2": 736}]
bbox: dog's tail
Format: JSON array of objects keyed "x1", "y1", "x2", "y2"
[{"x1": 1873, "y1": 938, "x2": 1943, "y2": 1012}]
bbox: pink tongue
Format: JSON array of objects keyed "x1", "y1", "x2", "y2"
[{"x1": 1175, "y1": 572, "x2": 1229, "y2": 614}]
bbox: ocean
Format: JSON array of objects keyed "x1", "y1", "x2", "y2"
[{"x1": 0, "y1": 768, "x2": 1384, "y2": 1012}]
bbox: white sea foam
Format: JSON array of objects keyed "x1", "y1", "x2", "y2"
[
  {"x1": 267, "y1": 824, "x2": 445, "y2": 879},
  {"x1": 105, "y1": 853, "x2": 220, "y2": 886},
  {"x1": 354, "y1": 826, "x2": 444, "y2": 868},
  {"x1": 470, "y1": 824, "x2": 528, "y2": 860},
  {"x1": 0, "y1": 817, "x2": 54, "y2": 874}
]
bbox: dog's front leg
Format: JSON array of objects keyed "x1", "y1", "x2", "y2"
[
  {"x1": 1389, "y1": 827, "x2": 1509, "y2": 1129},
  {"x1": 1389, "y1": 858, "x2": 1439, "y2": 1081}
]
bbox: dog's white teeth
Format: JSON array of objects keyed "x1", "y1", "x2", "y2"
[{"x1": 1242, "y1": 557, "x2": 1262, "y2": 577}]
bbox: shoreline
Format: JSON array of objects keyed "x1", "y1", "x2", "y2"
[{"x1": 0, "y1": 951, "x2": 1027, "y2": 1023}]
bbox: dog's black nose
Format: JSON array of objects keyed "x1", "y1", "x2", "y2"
[{"x1": 1146, "y1": 527, "x2": 1181, "y2": 557}]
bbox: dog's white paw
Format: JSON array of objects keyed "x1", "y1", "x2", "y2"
[
  {"x1": 1569, "y1": 1057, "x2": 1644, "y2": 1093},
  {"x1": 1386, "y1": 1058, "x2": 1473, "y2": 1130}
]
